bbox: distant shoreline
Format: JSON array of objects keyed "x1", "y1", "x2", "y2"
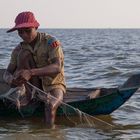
[{"x1": 1, "y1": 28, "x2": 140, "y2": 30}]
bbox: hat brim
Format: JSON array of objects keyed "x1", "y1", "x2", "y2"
[{"x1": 7, "y1": 22, "x2": 39, "y2": 33}]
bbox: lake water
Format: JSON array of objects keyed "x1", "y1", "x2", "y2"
[{"x1": 0, "y1": 29, "x2": 140, "y2": 139}]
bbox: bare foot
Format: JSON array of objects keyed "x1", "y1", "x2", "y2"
[{"x1": 87, "y1": 89, "x2": 101, "y2": 99}]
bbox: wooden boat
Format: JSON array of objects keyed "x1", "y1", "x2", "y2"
[{"x1": 0, "y1": 69, "x2": 139, "y2": 118}]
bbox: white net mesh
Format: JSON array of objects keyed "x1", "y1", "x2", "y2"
[{"x1": 0, "y1": 82, "x2": 114, "y2": 129}]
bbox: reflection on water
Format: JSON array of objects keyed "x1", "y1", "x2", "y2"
[
  {"x1": 0, "y1": 116, "x2": 112, "y2": 139},
  {"x1": 0, "y1": 114, "x2": 139, "y2": 139},
  {"x1": 1, "y1": 29, "x2": 140, "y2": 139}
]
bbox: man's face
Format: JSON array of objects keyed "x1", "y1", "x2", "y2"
[{"x1": 17, "y1": 27, "x2": 37, "y2": 43}]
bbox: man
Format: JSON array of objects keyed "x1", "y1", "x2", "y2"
[{"x1": 3, "y1": 11, "x2": 66, "y2": 128}]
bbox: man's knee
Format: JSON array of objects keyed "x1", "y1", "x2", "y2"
[{"x1": 48, "y1": 88, "x2": 64, "y2": 110}]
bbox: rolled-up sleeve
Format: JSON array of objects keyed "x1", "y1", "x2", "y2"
[
  {"x1": 10, "y1": 45, "x2": 21, "y2": 65},
  {"x1": 49, "y1": 45, "x2": 64, "y2": 60},
  {"x1": 10, "y1": 50, "x2": 17, "y2": 65}
]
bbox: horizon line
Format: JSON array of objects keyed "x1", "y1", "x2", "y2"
[{"x1": 1, "y1": 27, "x2": 140, "y2": 30}]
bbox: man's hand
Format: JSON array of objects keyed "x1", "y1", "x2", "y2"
[
  {"x1": 14, "y1": 69, "x2": 32, "y2": 81},
  {"x1": 12, "y1": 77, "x2": 26, "y2": 86}
]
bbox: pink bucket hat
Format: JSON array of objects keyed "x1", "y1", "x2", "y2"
[{"x1": 7, "y1": 11, "x2": 40, "y2": 33}]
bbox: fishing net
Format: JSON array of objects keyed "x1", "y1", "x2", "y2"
[
  {"x1": 59, "y1": 103, "x2": 114, "y2": 130},
  {"x1": 0, "y1": 84, "x2": 27, "y2": 108},
  {"x1": 0, "y1": 82, "x2": 114, "y2": 130}
]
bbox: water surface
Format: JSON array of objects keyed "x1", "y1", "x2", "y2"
[{"x1": 0, "y1": 29, "x2": 140, "y2": 139}]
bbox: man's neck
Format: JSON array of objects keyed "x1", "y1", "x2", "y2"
[{"x1": 29, "y1": 33, "x2": 38, "y2": 48}]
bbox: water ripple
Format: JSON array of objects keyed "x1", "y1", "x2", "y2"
[{"x1": 1, "y1": 29, "x2": 140, "y2": 139}]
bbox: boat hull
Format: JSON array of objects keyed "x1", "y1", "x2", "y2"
[{"x1": 0, "y1": 69, "x2": 139, "y2": 117}]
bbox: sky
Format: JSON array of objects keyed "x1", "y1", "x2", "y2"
[{"x1": 0, "y1": 0, "x2": 140, "y2": 28}]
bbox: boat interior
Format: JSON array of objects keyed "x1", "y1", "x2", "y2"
[{"x1": 0, "y1": 69, "x2": 140, "y2": 103}]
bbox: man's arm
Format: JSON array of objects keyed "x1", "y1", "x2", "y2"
[
  {"x1": 3, "y1": 63, "x2": 17, "y2": 85},
  {"x1": 17, "y1": 57, "x2": 62, "y2": 81},
  {"x1": 31, "y1": 57, "x2": 61, "y2": 76}
]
